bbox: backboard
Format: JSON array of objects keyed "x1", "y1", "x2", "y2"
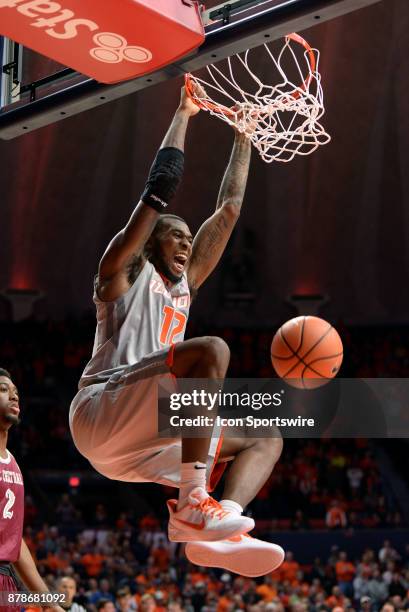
[{"x1": 0, "y1": 0, "x2": 382, "y2": 139}]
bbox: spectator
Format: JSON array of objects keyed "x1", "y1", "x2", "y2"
[
  {"x1": 353, "y1": 570, "x2": 371, "y2": 601},
  {"x1": 360, "y1": 596, "x2": 373, "y2": 612},
  {"x1": 347, "y1": 465, "x2": 364, "y2": 492},
  {"x1": 116, "y1": 587, "x2": 137, "y2": 612},
  {"x1": 279, "y1": 552, "x2": 300, "y2": 583},
  {"x1": 168, "y1": 602, "x2": 184, "y2": 612},
  {"x1": 56, "y1": 494, "x2": 78, "y2": 525},
  {"x1": 154, "y1": 591, "x2": 167, "y2": 612},
  {"x1": 326, "y1": 501, "x2": 347, "y2": 528},
  {"x1": 336, "y1": 552, "x2": 355, "y2": 597},
  {"x1": 88, "y1": 579, "x2": 115, "y2": 606},
  {"x1": 256, "y1": 577, "x2": 277, "y2": 602},
  {"x1": 58, "y1": 576, "x2": 86, "y2": 612},
  {"x1": 325, "y1": 586, "x2": 345, "y2": 609},
  {"x1": 81, "y1": 548, "x2": 106, "y2": 578},
  {"x1": 140, "y1": 594, "x2": 157, "y2": 612},
  {"x1": 388, "y1": 573, "x2": 406, "y2": 598},
  {"x1": 151, "y1": 541, "x2": 170, "y2": 572},
  {"x1": 97, "y1": 600, "x2": 116, "y2": 612},
  {"x1": 367, "y1": 569, "x2": 388, "y2": 604},
  {"x1": 382, "y1": 562, "x2": 396, "y2": 586},
  {"x1": 390, "y1": 595, "x2": 405, "y2": 610},
  {"x1": 379, "y1": 541, "x2": 400, "y2": 564},
  {"x1": 380, "y1": 605, "x2": 394, "y2": 612}
]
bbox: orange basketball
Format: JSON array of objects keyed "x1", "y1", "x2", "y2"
[{"x1": 271, "y1": 316, "x2": 343, "y2": 389}]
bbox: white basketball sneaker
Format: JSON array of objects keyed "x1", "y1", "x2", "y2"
[
  {"x1": 167, "y1": 487, "x2": 254, "y2": 542},
  {"x1": 185, "y1": 533, "x2": 285, "y2": 576}
]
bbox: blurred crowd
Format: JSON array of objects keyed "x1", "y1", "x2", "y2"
[
  {"x1": 0, "y1": 316, "x2": 408, "y2": 611},
  {"x1": 22, "y1": 522, "x2": 409, "y2": 612},
  {"x1": 251, "y1": 440, "x2": 401, "y2": 530},
  {"x1": 18, "y1": 439, "x2": 402, "y2": 532},
  {"x1": 1, "y1": 316, "x2": 409, "y2": 392}
]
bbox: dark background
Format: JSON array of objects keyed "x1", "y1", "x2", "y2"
[{"x1": 1, "y1": 0, "x2": 409, "y2": 326}]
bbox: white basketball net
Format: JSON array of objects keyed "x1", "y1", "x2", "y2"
[{"x1": 186, "y1": 33, "x2": 331, "y2": 163}]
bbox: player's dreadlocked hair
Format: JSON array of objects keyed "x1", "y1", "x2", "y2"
[
  {"x1": 127, "y1": 214, "x2": 186, "y2": 285},
  {"x1": 0, "y1": 368, "x2": 11, "y2": 379}
]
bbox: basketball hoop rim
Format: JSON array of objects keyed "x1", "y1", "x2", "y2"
[
  {"x1": 286, "y1": 32, "x2": 316, "y2": 99},
  {"x1": 184, "y1": 32, "x2": 317, "y2": 116},
  {"x1": 184, "y1": 73, "x2": 234, "y2": 116}
]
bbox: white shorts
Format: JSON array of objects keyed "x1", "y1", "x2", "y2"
[{"x1": 69, "y1": 347, "x2": 225, "y2": 489}]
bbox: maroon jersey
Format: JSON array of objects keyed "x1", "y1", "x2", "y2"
[{"x1": 0, "y1": 450, "x2": 24, "y2": 562}]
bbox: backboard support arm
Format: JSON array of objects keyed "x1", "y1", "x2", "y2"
[{"x1": 0, "y1": 0, "x2": 381, "y2": 140}]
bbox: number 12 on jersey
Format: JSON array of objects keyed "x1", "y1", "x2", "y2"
[{"x1": 160, "y1": 306, "x2": 187, "y2": 345}]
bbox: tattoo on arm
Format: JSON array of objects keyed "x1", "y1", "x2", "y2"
[
  {"x1": 216, "y1": 135, "x2": 251, "y2": 211},
  {"x1": 188, "y1": 135, "x2": 251, "y2": 289},
  {"x1": 190, "y1": 214, "x2": 229, "y2": 271}
]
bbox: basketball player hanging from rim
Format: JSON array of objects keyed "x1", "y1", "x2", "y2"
[{"x1": 69, "y1": 83, "x2": 284, "y2": 576}]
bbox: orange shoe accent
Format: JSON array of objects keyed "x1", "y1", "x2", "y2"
[
  {"x1": 177, "y1": 518, "x2": 206, "y2": 530},
  {"x1": 176, "y1": 496, "x2": 228, "y2": 530},
  {"x1": 195, "y1": 496, "x2": 228, "y2": 520},
  {"x1": 228, "y1": 533, "x2": 252, "y2": 542},
  {"x1": 168, "y1": 490, "x2": 254, "y2": 542}
]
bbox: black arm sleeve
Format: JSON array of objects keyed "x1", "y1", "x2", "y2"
[{"x1": 141, "y1": 146, "x2": 184, "y2": 213}]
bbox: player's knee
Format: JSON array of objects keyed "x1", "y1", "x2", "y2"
[
  {"x1": 198, "y1": 336, "x2": 230, "y2": 369},
  {"x1": 253, "y1": 436, "x2": 283, "y2": 464}
]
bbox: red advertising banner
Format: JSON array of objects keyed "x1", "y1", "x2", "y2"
[{"x1": 0, "y1": 0, "x2": 205, "y2": 84}]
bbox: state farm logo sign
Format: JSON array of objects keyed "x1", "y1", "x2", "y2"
[
  {"x1": 0, "y1": 0, "x2": 153, "y2": 65},
  {"x1": 91, "y1": 33, "x2": 152, "y2": 64}
]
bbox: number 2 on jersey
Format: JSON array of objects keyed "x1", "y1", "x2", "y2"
[
  {"x1": 3, "y1": 488, "x2": 15, "y2": 519},
  {"x1": 160, "y1": 306, "x2": 187, "y2": 345}
]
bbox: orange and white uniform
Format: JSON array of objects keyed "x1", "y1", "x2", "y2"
[{"x1": 69, "y1": 261, "x2": 221, "y2": 486}]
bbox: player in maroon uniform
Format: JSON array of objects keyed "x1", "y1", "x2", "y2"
[{"x1": 0, "y1": 368, "x2": 64, "y2": 611}]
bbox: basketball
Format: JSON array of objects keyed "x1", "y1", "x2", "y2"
[{"x1": 271, "y1": 316, "x2": 343, "y2": 389}]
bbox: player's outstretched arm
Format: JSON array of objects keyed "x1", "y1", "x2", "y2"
[
  {"x1": 12, "y1": 539, "x2": 64, "y2": 611},
  {"x1": 97, "y1": 86, "x2": 200, "y2": 302},
  {"x1": 187, "y1": 130, "x2": 251, "y2": 291}
]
